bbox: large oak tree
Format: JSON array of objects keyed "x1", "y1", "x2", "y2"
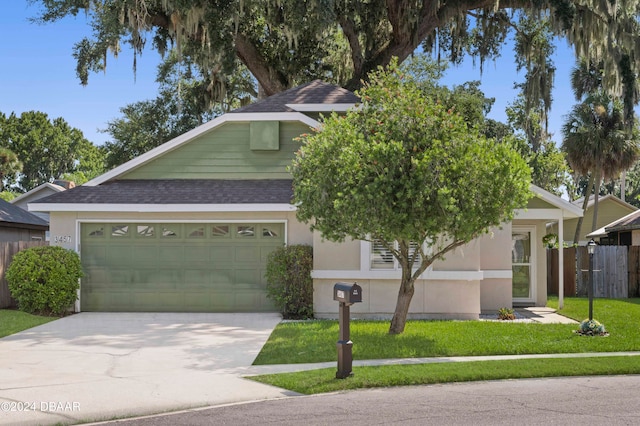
[{"x1": 33, "y1": 1, "x2": 640, "y2": 113}]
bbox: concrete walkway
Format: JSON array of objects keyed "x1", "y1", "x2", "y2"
[{"x1": 0, "y1": 313, "x2": 293, "y2": 426}]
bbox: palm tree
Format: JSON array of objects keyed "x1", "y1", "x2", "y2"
[
  {"x1": 562, "y1": 92, "x2": 639, "y2": 244},
  {"x1": 0, "y1": 148, "x2": 22, "y2": 191}
]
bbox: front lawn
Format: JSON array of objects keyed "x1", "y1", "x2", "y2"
[
  {"x1": 254, "y1": 297, "x2": 640, "y2": 365},
  {"x1": 0, "y1": 309, "x2": 57, "y2": 338},
  {"x1": 249, "y1": 298, "x2": 640, "y2": 394},
  {"x1": 251, "y1": 355, "x2": 640, "y2": 394}
]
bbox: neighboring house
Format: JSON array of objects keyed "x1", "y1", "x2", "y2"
[
  {"x1": 0, "y1": 198, "x2": 48, "y2": 242},
  {"x1": 587, "y1": 209, "x2": 640, "y2": 245},
  {"x1": 11, "y1": 181, "x2": 69, "y2": 223},
  {"x1": 30, "y1": 80, "x2": 582, "y2": 318},
  {"x1": 547, "y1": 194, "x2": 637, "y2": 246}
]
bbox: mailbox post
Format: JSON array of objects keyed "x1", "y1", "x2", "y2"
[{"x1": 333, "y1": 282, "x2": 362, "y2": 379}]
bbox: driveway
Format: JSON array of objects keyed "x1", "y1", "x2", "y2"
[{"x1": 0, "y1": 312, "x2": 292, "y2": 426}]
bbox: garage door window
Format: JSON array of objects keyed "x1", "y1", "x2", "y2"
[
  {"x1": 187, "y1": 225, "x2": 205, "y2": 238},
  {"x1": 86, "y1": 225, "x2": 104, "y2": 237},
  {"x1": 111, "y1": 225, "x2": 129, "y2": 237},
  {"x1": 262, "y1": 226, "x2": 279, "y2": 237},
  {"x1": 237, "y1": 225, "x2": 255, "y2": 237},
  {"x1": 212, "y1": 225, "x2": 230, "y2": 237},
  {"x1": 136, "y1": 225, "x2": 155, "y2": 237},
  {"x1": 162, "y1": 225, "x2": 180, "y2": 238}
]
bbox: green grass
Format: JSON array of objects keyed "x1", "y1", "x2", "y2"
[
  {"x1": 254, "y1": 298, "x2": 640, "y2": 365},
  {"x1": 0, "y1": 309, "x2": 57, "y2": 338},
  {"x1": 250, "y1": 355, "x2": 640, "y2": 394},
  {"x1": 250, "y1": 298, "x2": 640, "y2": 394}
]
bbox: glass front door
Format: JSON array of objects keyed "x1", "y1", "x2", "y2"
[{"x1": 512, "y1": 228, "x2": 534, "y2": 300}]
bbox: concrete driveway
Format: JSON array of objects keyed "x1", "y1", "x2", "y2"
[{"x1": 0, "y1": 312, "x2": 293, "y2": 425}]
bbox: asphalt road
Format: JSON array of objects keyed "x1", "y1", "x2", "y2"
[{"x1": 101, "y1": 375, "x2": 640, "y2": 425}]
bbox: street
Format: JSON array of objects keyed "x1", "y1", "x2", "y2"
[{"x1": 102, "y1": 375, "x2": 640, "y2": 425}]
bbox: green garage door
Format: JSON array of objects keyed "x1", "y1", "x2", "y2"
[{"x1": 80, "y1": 222, "x2": 284, "y2": 312}]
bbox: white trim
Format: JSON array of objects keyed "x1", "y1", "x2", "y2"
[
  {"x1": 311, "y1": 269, "x2": 483, "y2": 281},
  {"x1": 512, "y1": 225, "x2": 537, "y2": 304},
  {"x1": 530, "y1": 184, "x2": 583, "y2": 218},
  {"x1": 285, "y1": 103, "x2": 356, "y2": 112},
  {"x1": 86, "y1": 112, "x2": 320, "y2": 186},
  {"x1": 482, "y1": 270, "x2": 513, "y2": 279},
  {"x1": 30, "y1": 203, "x2": 296, "y2": 213}
]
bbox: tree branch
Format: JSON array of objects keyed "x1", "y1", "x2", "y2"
[{"x1": 234, "y1": 33, "x2": 287, "y2": 96}]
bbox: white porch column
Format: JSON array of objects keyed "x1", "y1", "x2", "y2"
[{"x1": 558, "y1": 217, "x2": 564, "y2": 310}]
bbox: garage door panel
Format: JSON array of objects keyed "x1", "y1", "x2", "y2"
[
  {"x1": 81, "y1": 222, "x2": 282, "y2": 312},
  {"x1": 106, "y1": 245, "x2": 134, "y2": 264}
]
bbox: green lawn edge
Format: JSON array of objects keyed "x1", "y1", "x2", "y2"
[
  {"x1": 249, "y1": 355, "x2": 640, "y2": 394},
  {"x1": 0, "y1": 309, "x2": 57, "y2": 338}
]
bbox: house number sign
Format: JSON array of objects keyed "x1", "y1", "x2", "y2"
[{"x1": 53, "y1": 235, "x2": 72, "y2": 244}]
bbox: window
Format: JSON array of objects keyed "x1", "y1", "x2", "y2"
[
  {"x1": 161, "y1": 225, "x2": 179, "y2": 238},
  {"x1": 369, "y1": 240, "x2": 423, "y2": 270},
  {"x1": 237, "y1": 225, "x2": 255, "y2": 237},
  {"x1": 262, "y1": 226, "x2": 279, "y2": 238},
  {"x1": 111, "y1": 225, "x2": 129, "y2": 237},
  {"x1": 211, "y1": 225, "x2": 230, "y2": 238},
  {"x1": 136, "y1": 225, "x2": 155, "y2": 237},
  {"x1": 187, "y1": 225, "x2": 205, "y2": 238}
]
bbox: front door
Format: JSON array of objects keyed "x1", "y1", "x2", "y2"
[{"x1": 512, "y1": 226, "x2": 536, "y2": 303}]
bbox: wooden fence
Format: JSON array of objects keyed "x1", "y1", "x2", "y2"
[
  {"x1": 548, "y1": 246, "x2": 640, "y2": 299},
  {"x1": 0, "y1": 241, "x2": 49, "y2": 309}
]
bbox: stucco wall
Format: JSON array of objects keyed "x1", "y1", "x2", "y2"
[
  {"x1": 313, "y1": 234, "x2": 360, "y2": 270},
  {"x1": 314, "y1": 278, "x2": 480, "y2": 320}
]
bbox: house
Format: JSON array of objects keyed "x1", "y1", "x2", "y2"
[
  {"x1": 30, "y1": 81, "x2": 582, "y2": 317},
  {"x1": 547, "y1": 194, "x2": 637, "y2": 246},
  {"x1": 0, "y1": 198, "x2": 48, "y2": 242},
  {"x1": 587, "y1": 208, "x2": 640, "y2": 245},
  {"x1": 11, "y1": 181, "x2": 71, "y2": 241}
]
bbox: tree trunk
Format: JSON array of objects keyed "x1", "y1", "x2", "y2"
[
  {"x1": 389, "y1": 269, "x2": 416, "y2": 334},
  {"x1": 592, "y1": 169, "x2": 602, "y2": 232},
  {"x1": 573, "y1": 173, "x2": 595, "y2": 245},
  {"x1": 621, "y1": 170, "x2": 627, "y2": 202}
]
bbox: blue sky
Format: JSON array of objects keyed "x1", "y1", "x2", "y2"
[{"x1": 1, "y1": 1, "x2": 577, "y2": 146}]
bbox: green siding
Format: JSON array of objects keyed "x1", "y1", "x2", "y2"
[
  {"x1": 80, "y1": 222, "x2": 283, "y2": 312},
  {"x1": 527, "y1": 197, "x2": 556, "y2": 209},
  {"x1": 122, "y1": 122, "x2": 310, "y2": 179}
]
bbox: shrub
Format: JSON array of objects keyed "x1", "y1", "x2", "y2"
[
  {"x1": 497, "y1": 307, "x2": 516, "y2": 320},
  {"x1": 6, "y1": 246, "x2": 83, "y2": 316},
  {"x1": 576, "y1": 319, "x2": 609, "y2": 336},
  {"x1": 265, "y1": 245, "x2": 313, "y2": 319}
]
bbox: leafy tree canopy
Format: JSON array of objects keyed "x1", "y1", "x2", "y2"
[
  {"x1": 32, "y1": 0, "x2": 640, "y2": 120},
  {"x1": 291, "y1": 60, "x2": 531, "y2": 333},
  {"x1": 102, "y1": 50, "x2": 254, "y2": 168},
  {"x1": 0, "y1": 111, "x2": 105, "y2": 192}
]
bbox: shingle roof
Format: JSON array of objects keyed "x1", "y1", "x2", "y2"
[
  {"x1": 231, "y1": 80, "x2": 359, "y2": 113},
  {"x1": 605, "y1": 210, "x2": 640, "y2": 232},
  {"x1": 0, "y1": 198, "x2": 49, "y2": 229},
  {"x1": 35, "y1": 179, "x2": 294, "y2": 205}
]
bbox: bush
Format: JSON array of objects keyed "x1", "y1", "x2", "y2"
[
  {"x1": 576, "y1": 319, "x2": 609, "y2": 336},
  {"x1": 6, "y1": 246, "x2": 83, "y2": 316},
  {"x1": 265, "y1": 245, "x2": 313, "y2": 319}
]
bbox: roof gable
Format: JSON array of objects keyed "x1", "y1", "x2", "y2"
[
  {"x1": 572, "y1": 194, "x2": 637, "y2": 212},
  {"x1": 231, "y1": 80, "x2": 359, "y2": 113}
]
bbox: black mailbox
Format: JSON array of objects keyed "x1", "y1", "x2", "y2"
[{"x1": 333, "y1": 282, "x2": 362, "y2": 305}]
